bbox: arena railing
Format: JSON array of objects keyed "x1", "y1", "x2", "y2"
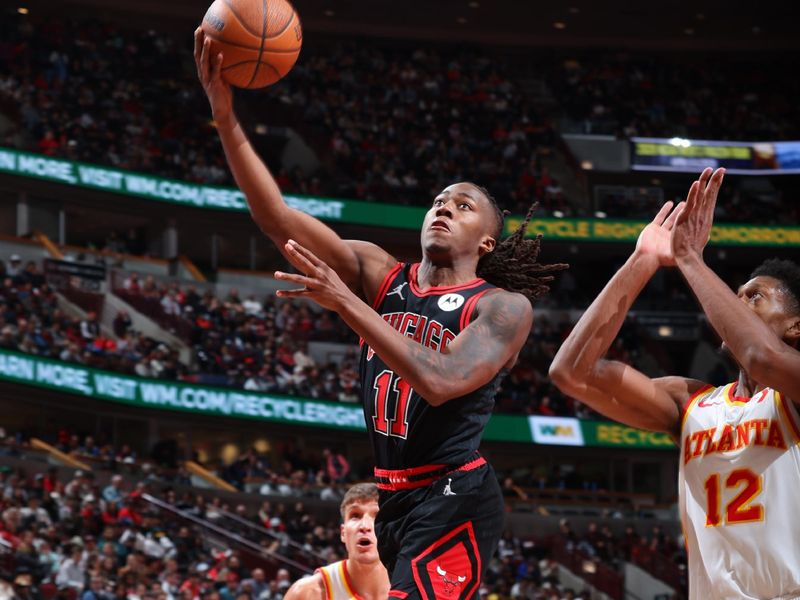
[
  {"x1": 509, "y1": 486, "x2": 656, "y2": 514},
  {"x1": 215, "y1": 506, "x2": 329, "y2": 567},
  {"x1": 549, "y1": 535, "x2": 624, "y2": 600},
  {"x1": 142, "y1": 492, "x2": 314, "y2": 579},
  {"x1": 629, "y1": 545, "x2": 685, "y2": 593}
]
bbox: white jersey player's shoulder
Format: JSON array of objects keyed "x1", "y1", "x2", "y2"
[
  {"x1": 286, "y1": 561, "x2": 362, "y2": 600},
  {"x1": 283, "y1": 571, "x2": 326, "y2": 600}
]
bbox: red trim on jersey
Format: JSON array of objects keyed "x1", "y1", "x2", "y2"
[
  {"x1": 680, "y1": 384, "x2": 715, "y2": 433},
  {"x1": 375, "y1": 457, "x2": 486, "y2": 491},
  {"x1": 411, "y1": 521, "x2": 481, "y2": 600},
  {"x1": 340, "y1": 561, "x2": 365, "y2": 600},
  {"x1": 376, "y1": 479, "x2": 438, "y2": 491},
  {"x1": 408, "y1": 263, "x2": 486, "y2": 297},
  {"x1": 374, "y1": 463, "x2": 447, "y2": 478},
  {"x1": 727, "y1": 381, "x2": 754, "y2": 404},
  {"x1": 388, "y1": 591, "x2": 408, "y2": 599},
  {"x1": 316, "y1": 565, "x2": 334, "y2": 600},
  {"x1": 372, "y1": 262, "x2": 404, "y2": 310},
  {"x1": 682, "y1": 384, "x2": 714, "y2": 411},
  {"x1": 459, "y1": 289, "x2": 492, "y2": 331},
  {"x1": 778, "y1": 391, "x2": 800, "y2": 443}
]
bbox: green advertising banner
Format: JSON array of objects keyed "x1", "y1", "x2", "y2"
[
  {"x1": 483, "y1": 413, "x2": 537, "y2": 444},
  {"x1": 0, "y1": 349, "x2": 365, "y2": 431},
  {"x1": 0, "y1": 146, "x2": 426, "y2": 230},
  {"x1": 504, "y1": 216, "x2": 800, "y2": 247},
  {"x1": 2, "y1": 146, "x2": 799, "y2": 246},
  {"x1": 582, "y1": 421, "x2": 675, "y2": 449},
  {"x1": 0, "y1": 349, "x2": 676, "y2": 449},
  {"x1": 527, "y1": 415, "x2": 675, "y2": 449}
]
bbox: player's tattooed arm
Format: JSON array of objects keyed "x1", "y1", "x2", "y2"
[
  {"x1": 274, "y1": 240, "x2": 531, "y2": 405},
  {"x1": 403, "y1": 290, "x2": 533, "y2": 404}
]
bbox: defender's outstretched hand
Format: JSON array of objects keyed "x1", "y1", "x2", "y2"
[
  {"x1": 671, "y1": 167, "x2": 725, "y2": 262},
  {"x1": 635, "y1": 200, "x2": 685, "y2": 267},
  {"x1": 274, "y1": 240, "x2": 356, "y2": 311},
  {"x1": 193, "y1": 27, "x2": 233, "y2": 124}
]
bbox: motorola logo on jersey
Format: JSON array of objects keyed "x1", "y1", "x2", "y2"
[{"x1": 438, "y1": 293, "x2": 465, "y2": 312}]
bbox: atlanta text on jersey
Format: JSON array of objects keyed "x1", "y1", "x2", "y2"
[{"x1": 683, "y1": 418, "x2": 788, "y2": 465}]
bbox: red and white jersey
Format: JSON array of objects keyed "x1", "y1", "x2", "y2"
[
  {"x1": 316, "y1": 560, "x2": 363, "y2": 600},
  {"x1": 680, "y1": 382, "x2": 800, "y2": 599}
]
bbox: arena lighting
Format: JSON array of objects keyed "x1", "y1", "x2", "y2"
[
  {"x1": 658, "y1": 326, "x2": 674, "y2": 338},
  {"x1": 17, "y1": 7, "x2": 29, "y2": 14},
  {"x1": 553, "y1": 21, "x2": 566, "y2": 30},
  {"x1": 552, "y1": 210, "x2": 565, "y2": 218},
  {"x1": 253, "y1": 438, "x2": 271, "y2": 453},
  {"x1": 669, "y1": 137, "x2": 692, "y2": 148},
  {"x1": 254, "y1": 124, "x2": 268, "y2": 135},
  {"x1": 594, "y1": 211, "x2": 607, "y2": 218},
  {"x1": 580, "y1": 160, "x2": 594, "y2": 170},
  {"x1": 582, "y1": 560, "x2": 597, "y2": 574}
]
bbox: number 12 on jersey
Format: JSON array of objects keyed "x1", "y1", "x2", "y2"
[
  {"x1": 373, "y1": 370, "x2": 412, "y2": 439},
  {"x1": 703, "y1": 468, "x2": 764, "y2": 527}
]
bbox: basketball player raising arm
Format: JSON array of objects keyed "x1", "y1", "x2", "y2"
[
  {"x1": 548, "y1": 185, "x2": 708, "y2": 439},
  {"x1": 671, "y1": 171, "x2": 800, "y2": 404},
  {"x1": 194, "y1": 28, "x2": 395, "y2": 302},
  {"x1": 550, "y1": 168, "x2": 800, "y2": 599},
  {"x1": 194, "y1": 26, "x2": 560, "y2": 405},
  {"x1": 196, "y1": 29, "x2": 567, "y2": 596}
]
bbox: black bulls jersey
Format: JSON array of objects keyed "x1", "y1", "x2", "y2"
[{"x1": 359, "y1": 262, "x2": 507, "y2": 470}]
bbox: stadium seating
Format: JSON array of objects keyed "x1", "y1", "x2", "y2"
[
  {"x1": 3, "y1": 9, "x2": 798, "y2": 227},
  {"x1": 1, "y1": 438, "x2": 686, "y2": 598}
]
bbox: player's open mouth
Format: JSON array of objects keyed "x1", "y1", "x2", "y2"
[
  {"x1": 430, "y1": 220, "x2": 450, "y2": 231},
  {"x1": 357, "y1": 538, "x2": 372, "y2": 547}
]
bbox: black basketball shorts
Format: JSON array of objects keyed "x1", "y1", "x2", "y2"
[{"x1": 374, "y1": 456, "x2": 505, "y2": 600}]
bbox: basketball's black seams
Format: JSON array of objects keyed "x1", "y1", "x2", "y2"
[{"x1": 245, "y1": 0, "x2": 269, "y2": 88}]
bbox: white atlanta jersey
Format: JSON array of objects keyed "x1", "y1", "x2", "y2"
[
  {"x1": 680, "y1": 382, "x2": 800, "y2": 599},
  {"x1": 316, "y1": 560, "x2": 363, "y2": 600}
]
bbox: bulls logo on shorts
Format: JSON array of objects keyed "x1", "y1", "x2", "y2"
[{"x1": 410, "y1": 522, "x2": 480, "y2": 600}]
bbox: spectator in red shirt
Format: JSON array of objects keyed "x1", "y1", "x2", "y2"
[{"x1": 37, "y1": 129, "x2": 60, "y2": 155}]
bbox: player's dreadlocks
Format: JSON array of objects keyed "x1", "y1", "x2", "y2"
[{"x1": 469, "y1": 184, "x2": 569, "y2": 306}]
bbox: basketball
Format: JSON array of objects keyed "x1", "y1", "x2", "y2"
[{"x1": 200, "y1": 0, "x2": 302, "y2": 89}]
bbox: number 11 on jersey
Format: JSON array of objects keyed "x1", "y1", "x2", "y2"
[{"x1": 373, "y1": 370, "x2": 412, "y2": 438}]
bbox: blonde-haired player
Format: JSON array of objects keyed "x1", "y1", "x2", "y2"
[
  {"x1": 550, "y1": 168, "x2": 800, "y2": 599},
  {"x1": 284, "y1": 483, "x2": 389, "y2": 600}
]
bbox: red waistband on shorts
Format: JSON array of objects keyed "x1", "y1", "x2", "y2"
[{"x1": 374, "y1": 455, "x2": 486, "y2": 491}]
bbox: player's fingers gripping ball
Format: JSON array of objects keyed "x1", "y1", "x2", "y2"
[{"x1": 201, "y1": 0, "x2": 302, "y2": 89}]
